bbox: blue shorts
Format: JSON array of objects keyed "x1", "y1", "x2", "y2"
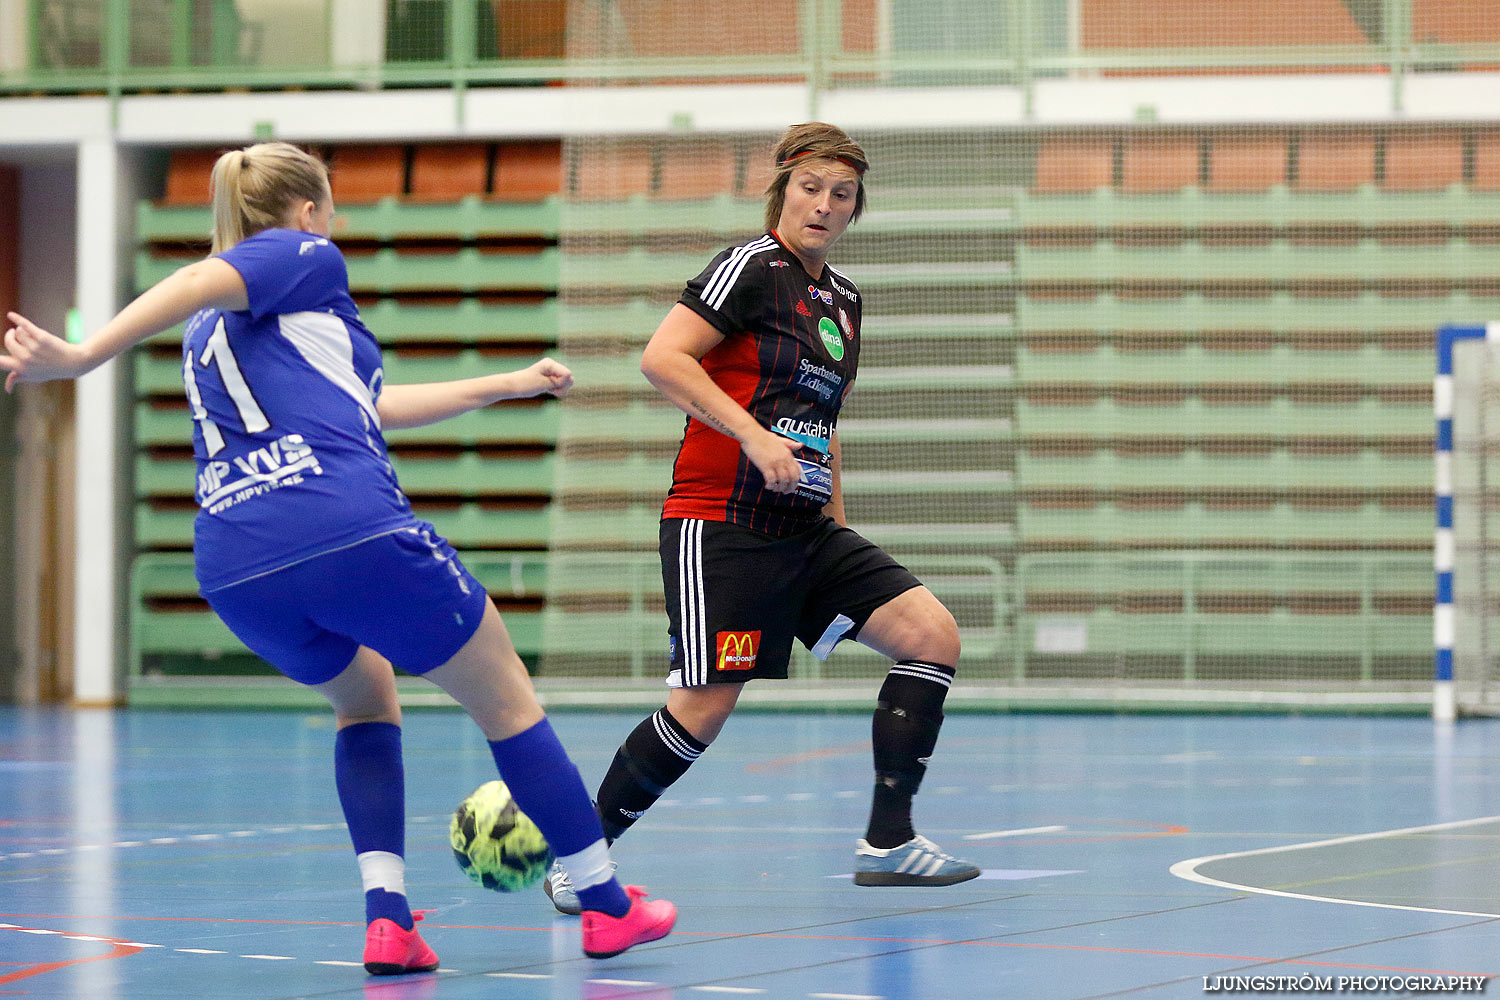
[{"x1": 203, "y1": 523, "x2": 490, "y2": 686}]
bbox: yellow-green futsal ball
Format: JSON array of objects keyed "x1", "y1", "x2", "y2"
[{"x1": 449, "y1": 780, "x2": 554, "y2": 892}]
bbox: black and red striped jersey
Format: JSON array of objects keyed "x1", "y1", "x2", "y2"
[{"x1": 664, "y1": 230, "x2": 862, "y2": 536}]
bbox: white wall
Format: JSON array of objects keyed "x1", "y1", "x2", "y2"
[
  {"x1": 330, "y1": 0, "x2": 387, "y2": 70},
  {"x1": 239, "y1": 0, "x2": 333, "y2": 67},
  {"x1": 69, "y1": 144, "x2": 153, "y2": 706},
  {"x1": 71, "y1": 140, "x2": 121, "y2": 707},
  {"x1": 0, "y1": 0, "x2": 25, "y2": 73}
]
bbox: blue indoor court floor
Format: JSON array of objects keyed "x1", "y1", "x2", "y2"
[{"x1": 3, "y1": 706, "x2": 1500, "y2": 999}]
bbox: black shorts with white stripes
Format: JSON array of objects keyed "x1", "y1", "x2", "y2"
[{"x1": 660, "y1": 516, "x2": 922, "y2": 687}]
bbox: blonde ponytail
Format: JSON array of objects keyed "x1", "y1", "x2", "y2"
[{"x1": 210, "y1": 142, "x2": 330, "y2": 254}]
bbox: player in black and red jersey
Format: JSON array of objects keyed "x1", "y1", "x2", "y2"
[{"x1": 544, "y1": 122, "x2": 979, "y2": 912}]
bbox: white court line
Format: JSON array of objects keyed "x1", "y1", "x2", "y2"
[
  {"x1": 0, "y1": 823, "x2": 346, "y2": 863},
  {"x1": 2, "y1": 920, "x2": 885, "y2": 997},
  {"x1": 1170, "y1": 814, "x2": 1500, "y2": 918},
  {"x1": 487, "y1": 972, "x2": 551, "y2": 979},
  {"x1": 964, "y1": 825, "x2": 1068, "y2": 841},
  {"x1": 1162, "y1": 751, "x2": 1219, "y2": 763}
]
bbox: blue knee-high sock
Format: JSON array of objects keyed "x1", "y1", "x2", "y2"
[
  {"x1": 335, "y1": 721, "x2": 413, "y2": 930},
  {"x1": 489, "y1": 719, "x2": 631, "y2": 917}
]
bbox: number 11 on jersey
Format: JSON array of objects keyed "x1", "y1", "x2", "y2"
[{"x1": 184, "y1": 317, "x2": 271, "y2": 457}]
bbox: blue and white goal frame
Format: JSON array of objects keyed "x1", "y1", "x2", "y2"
[{"x1": 1435, "y1": 324, "x2": 1492, "y2": 722}]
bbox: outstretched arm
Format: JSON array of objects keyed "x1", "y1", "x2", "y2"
[
  {"x1": 376, "y1": 357, "x2": 573, "y2": 430},
  {"x1": 640, "y1": 303, "x2": 803, "y2": 495},
  {"x1": 1, "y1": 258, "x2": 247, "y2": 392}
]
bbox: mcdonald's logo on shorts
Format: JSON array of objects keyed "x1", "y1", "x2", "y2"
[{"x1": 716, "y1": 630, "x2": 761, "y2": 671}]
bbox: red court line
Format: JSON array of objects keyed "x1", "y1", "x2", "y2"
[
  {"x1": 746, "y1": 740, "x2": 871, "y2": 772},
  {"x1": 983, "y1": 818, "x2": 1190, "y2": 844},
  {"x1": 0, "y1": 929, "x2": 142, "y2": 986},
  {"x1": 1036, "y1": 824, "x2": 1191, "y2": 844}
]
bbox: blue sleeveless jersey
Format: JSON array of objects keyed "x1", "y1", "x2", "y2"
[{"x1": 184, "y1": 228, "x2": 414, "y2": 591}]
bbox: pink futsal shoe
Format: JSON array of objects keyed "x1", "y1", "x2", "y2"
[
  {"x1": 580, "y1": 885, "x2": 677, "y2": 959},
  {"x1": 363, "y1": 912, "x2": 439, "y2": 975}
]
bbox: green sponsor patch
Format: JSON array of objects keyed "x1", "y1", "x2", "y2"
[{"x1": 817, "y1": 317, "x2": 844, "y2": 360}]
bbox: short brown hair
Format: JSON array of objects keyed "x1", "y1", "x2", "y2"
[
  {"x1": 763, "y1": 122, "x2": 869, "y2": 232},
  {"x1": 210, "y1": 142, "x2": 330, "y2": 254}
]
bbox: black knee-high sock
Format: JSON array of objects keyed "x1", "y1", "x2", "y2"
[
  {"x1": 595, "y1": 706, "x2": 709, "y2": 842},
  {"x1": 865, "y1": 660, "x2": 955, "y2": 849}
]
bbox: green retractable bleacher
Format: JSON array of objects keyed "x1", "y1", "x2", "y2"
[{"x1": 130, "y1": 142, "x2": 565, "y2": 692}]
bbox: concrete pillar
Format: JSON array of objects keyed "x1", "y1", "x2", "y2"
[
  {"x1": 331, "y1": 0, "x2": 387, "y2": 84},
  {"x1": 72, "y1": 137, "x2": 123, "y2": 706}
]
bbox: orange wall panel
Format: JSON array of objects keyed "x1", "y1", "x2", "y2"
[
  {"x1": 410, "y1": 143, "x2": 490, "y2": 201},
  {"x1": 1035, "y1": 137, "x2": 1114, "y2": 194},
  {"x1": 615, "y1": 0, "x2": 801, "y2": 58},
  {"x1": 492, "y1": 141, "x2": 562, "y2": 201},
  {"x1": 1121, "y1": 135, "x2": 1199, "y2": 193},
  {"x1": 1412, "y1": 0, "x2": 1500, "y2": 43},
  {"x1": 1296, "y1": 130, "x2": 1376, "y2": 191},
  {"x1": 1081, "y1": 0, "x2": 1368, "y2": 48},
  {"x1": 162, "y1": 148, "x2": 221, "y2": 206},
  {"x1": 658, "y1": 140, "x2": 737, "y2": 200},
  {"x1": 329, "y1": 145, "x2": 406, "y2": 203},
  {"x1": 571, "y1": 142, "x2": 653, "y2": 201},
  {"x1": 1207, "y1": 134, "x2": 1288, "y2": 192},
  {"x1": 1383, "y1": 131, "x2": 1463, "y2": 191}
]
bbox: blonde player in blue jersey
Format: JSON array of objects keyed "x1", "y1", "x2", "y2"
[{"x1": 0, "y1": 141, "x2": 674, "y2": 972}]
